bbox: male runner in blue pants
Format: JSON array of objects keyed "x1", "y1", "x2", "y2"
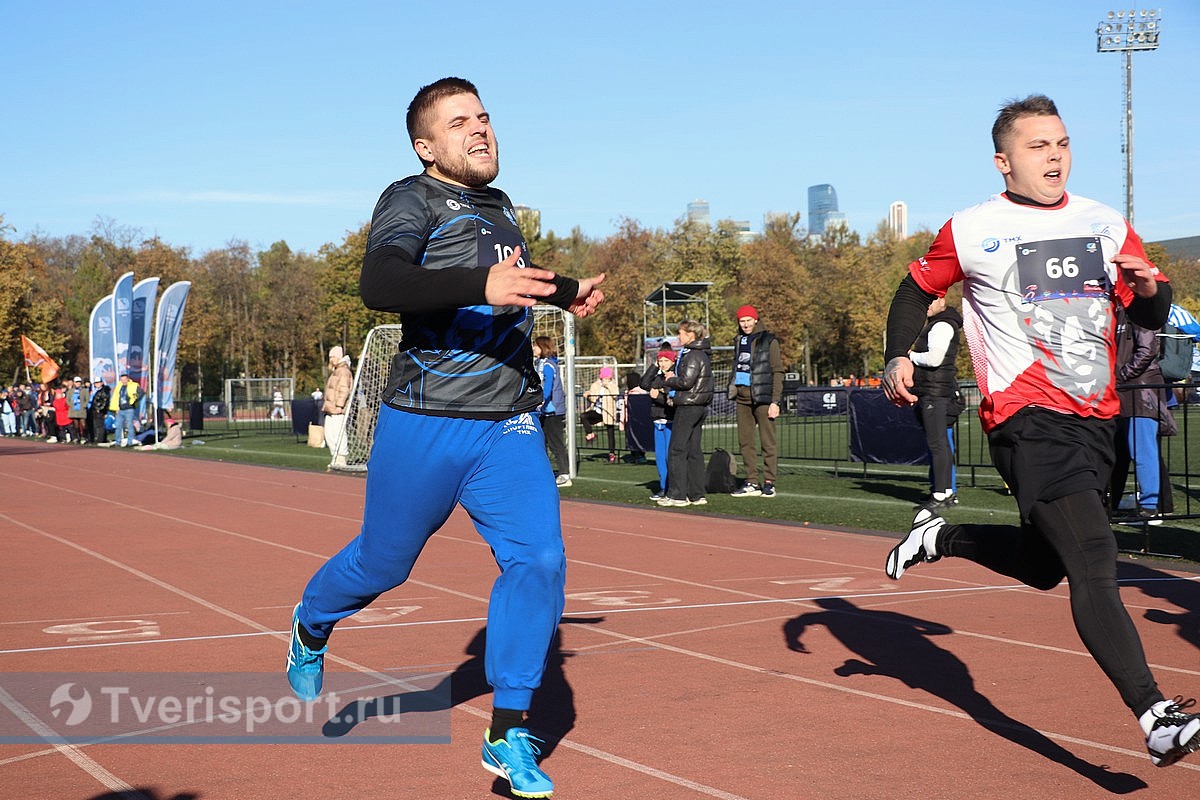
[{"x1": 286, "y1": 77, "x2": 605, "y2": 798}]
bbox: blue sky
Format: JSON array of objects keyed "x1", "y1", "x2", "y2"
[{"x1": 3, "y1": 1, "x2": 1198, "y2": 255}]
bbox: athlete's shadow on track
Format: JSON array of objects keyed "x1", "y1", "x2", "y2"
[
  {"x1": 322, "y1": 618, "x2": 598, "y2": 795},
  {"x1": 784, "y1": 597, "x2": 1147, "y2": 794},
  {"x1": 1118, "y1": 560, "x2": 1200, "y2": 652}
]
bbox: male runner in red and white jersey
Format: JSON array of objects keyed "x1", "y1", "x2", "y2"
[{"x1": 881, "y1": 94, "x2": 1199, "y2": 768}]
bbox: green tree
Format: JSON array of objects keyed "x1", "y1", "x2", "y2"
[
  {"x1": 256, "y1": 241, "x2": 325, "y2": 389},
  {"x1": 576, "y1": 219, "x2": 669, "y2": 361},
  {"x1": 0, "y1": 220, "x2": 62, "y2": 382},
  {"x1": 735, "y1": 213, "x2": 809, "y2": 375},
  {"x1": 316, "y1": 223, "x2": 389, "y2": 362}
]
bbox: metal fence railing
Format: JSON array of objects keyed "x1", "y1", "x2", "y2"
[{"x1": 576, "y1": 374, "x2": 1200, "y2": 525}]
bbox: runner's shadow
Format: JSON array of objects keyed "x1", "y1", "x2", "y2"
[
  {"x1": 1118, "y1": 560, "x2": 1200, "y2": 652},
  {"x1": 322, "y1": 618, "x2": 598, "y2": 764},
  {"x1": 783, "y1": 597, "x2": 1146, "y2": 794}
]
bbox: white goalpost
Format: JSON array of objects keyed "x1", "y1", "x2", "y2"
[
  {"x1": 330, "y1": 307, "x2": 576, "y2": 474},
  {"x1": 223, "y1": 377, "x2": 295, "y2": 423},
  {"x1": 328, "y1": 324, "x2": 403, "y2": 472}
]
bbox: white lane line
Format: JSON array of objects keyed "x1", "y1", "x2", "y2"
[
  {"x1": 0, "y1": 516, "x2": 756, "y2": 798},
  {"x1": 0, "y1": 684, "x2": 142, "y2": 795},
  {"x1": 566, "y1": 619, "x2": 1200, "y2": 773},
  {"x1": 6, "y1": 470, "x2": 1199, "y2": 787}
]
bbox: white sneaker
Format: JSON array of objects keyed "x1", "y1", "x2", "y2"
[
  {"x1": 731, "y1": 482, "x2": 762, "y2": 497},
  {"x1": 1145, "y1": 697, "x2": 1200, "y2": 767},
  {"x1": 689, "y1": 497, "x2": 708, "y2": 506},
  {"x1": 657, "y1": 497, "x2": 688, "y2": 507},
  {"x1": 555, "y1": 474, "x2": 572, "y2": 488},
  {"x1": 886, "y1": 507, "x2": 944, "y2": 580}
]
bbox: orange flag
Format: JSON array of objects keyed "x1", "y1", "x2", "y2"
[{"x1": 21, "y1": 335, "x2": 60, "y2": 382}]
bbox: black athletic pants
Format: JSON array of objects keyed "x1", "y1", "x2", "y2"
[
  {"x1": 666, "y1": 405, "x2": 707, "y2": 502},
  {"x1": 915, "y1": 396, "x2": 954, "y2": 495},
  {"x1": 541, "y1": 413, "x2": 568, "y2": 476},
  {"x1": 939, "y1": 489, "x2": 1162, "y2": 717}
]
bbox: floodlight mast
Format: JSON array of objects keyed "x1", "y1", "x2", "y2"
[{"x1": 1095, "y1": 8, "x2": 1162, "y2": 228}]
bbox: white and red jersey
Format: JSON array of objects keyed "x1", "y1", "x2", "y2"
[{"x1": 909, "y1": 192, "x2": 1166, "y2": 433}]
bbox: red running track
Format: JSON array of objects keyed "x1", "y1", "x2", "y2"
[{"x1": 1, "y1": 437, "x2": 1198, "y2": 799}]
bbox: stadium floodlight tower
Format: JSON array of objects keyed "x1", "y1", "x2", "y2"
[{"x1": 1096, "y1": 8, "x2": 1163, "y2": 228}]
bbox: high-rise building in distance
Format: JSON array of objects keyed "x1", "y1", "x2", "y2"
[
  {"x1": 807, "y1": 184, "x2": 839, "y2": 237},
  {"x1": 888, "y1": 201, "x2": 908, "y2": 240},
  {"x1": 730, "y1": 220, "x2": 757, "y2": 244},
  {"x1": 687, "y1": 199, "x2": 711, "y2": 227}
]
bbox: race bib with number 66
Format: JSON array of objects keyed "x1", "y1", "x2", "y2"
[{"x1": 1015, "y1": 237, "x2": 1108, "y2": 303}]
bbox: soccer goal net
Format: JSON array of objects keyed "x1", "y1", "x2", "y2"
[
  {"x1": 330, "y1": 307, "x2": 576, "y2": 474},
  {"x1": 223, "y1": 378, "x2": 295, "y2": 425}
]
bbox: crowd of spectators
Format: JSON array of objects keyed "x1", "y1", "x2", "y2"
[{"x1": 0, "y1": 375, "x2": 170, "y2": 447}]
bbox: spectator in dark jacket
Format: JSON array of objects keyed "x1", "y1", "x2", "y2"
[
  {"x1": 727, "y1": 305, "x2": 785, "y2": 498},
  {"x1": 16, "y1": 385, "x2": 36, "y2": 436},
  {"x1": 659, "y1": 320, "x2": 713, "y2": 507},
  {"x1": 908, "y1": 297, "x2": 964, "y2": 510},
  {"x1": 1110, "y1": 306, "x2": 1176, "y2": 522},
  {"x1": 90, "y1": 381, "x2": 112, "y2": 444}
]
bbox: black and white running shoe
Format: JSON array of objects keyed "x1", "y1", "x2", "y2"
[
  {"x1": 885, "y1": 507, "x2": 944, "y2": 580},
  {"x1": 1146, "y1": 697, "x2": 1200, "y2": 767}
]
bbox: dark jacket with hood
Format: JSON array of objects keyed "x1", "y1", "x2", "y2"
[
  {"x1": 1116, "y1": 306, "x2": 1176, "y2": 435},
  {"x1": 666, "y1": 338, "x2": 714, "y2": 406}
]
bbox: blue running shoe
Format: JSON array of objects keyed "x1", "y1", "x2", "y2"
[
  {"x1": 481, "y1": 727, "x2": 554, "y2": 798},
  {"x1": 286, "y1": 604, "x2": 326, "y2": 701}
]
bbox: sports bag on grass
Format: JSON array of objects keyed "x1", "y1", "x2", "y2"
[{"x1": 706, "y1": 448, "x2": 739, "y2": 493}]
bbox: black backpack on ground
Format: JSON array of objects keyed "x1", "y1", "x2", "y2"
[{"x1": 705, "y1": 448, "x2": 739, "y2": 493}]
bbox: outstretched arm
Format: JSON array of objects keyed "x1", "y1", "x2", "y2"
[{"x1": 883, "y1": 275, "x2": 937, "y2": 407}]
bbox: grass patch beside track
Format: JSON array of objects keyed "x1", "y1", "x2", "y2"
[{"x1": 154, "y1": 429, "x2": 1200, "y2": 566}]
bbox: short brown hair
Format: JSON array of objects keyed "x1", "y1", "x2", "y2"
[
  {"x1": 677, "y1": 319, "x2": 708, "y2": 340},
  {"x1": 406, "y1": 77, "x2": 480, "y2": 143},
  {"x1": 992, "y1": 94, "x2": 1059, "y2": 153},
  {"x1": 534, "y1": 335, "x2": 558, "y2": 358}
]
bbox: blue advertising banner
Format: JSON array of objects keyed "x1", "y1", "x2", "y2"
[
  {"x1": 793, "y1": 387, "x2": 849, "y2": 417},
  {"x1": 153, "y1": 281, "x2": 191, "y2": 409},
  {"x1": 848, "y1": 389, "x2": 928, "y2": 465},
  {"x1": 89, "y1": 294, "x2": 115, "y2": 386},
  {"x1": 112, "y1": 271, "x2": 134, "y2": 380},
  {"x1": 130, "y1": 277, "x2": 159, "y2": 390}
]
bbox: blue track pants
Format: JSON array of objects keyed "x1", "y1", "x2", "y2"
[{"x1": 298, "y1": 405, "x2": 565, "y2": 710}]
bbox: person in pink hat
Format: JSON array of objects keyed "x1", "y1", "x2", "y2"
[
  {"x1": 583, "y1": 365, "x2": 620, "y2": 462},
  {"x1": 638, "y1": 346, "x2": 677, "y2": 499}
]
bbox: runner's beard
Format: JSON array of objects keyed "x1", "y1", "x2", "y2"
[{"x1": 440, "y1": 148, "x2": 500, "y2": 188}]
